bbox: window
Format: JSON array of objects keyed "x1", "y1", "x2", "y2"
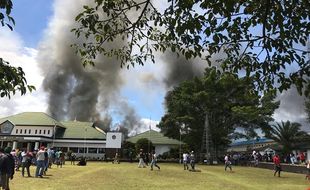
[
  {"x1": 24, "y1": 129, "x2": 27, "y2": 134},
  {"x1": 43, "y1": 130, "x2": 46, "y2": 134},
  {"x1": 88, "y1": 148, "x2": 97, "y2": 154},
  {"x1": 39, "y1": 130, "x2": 41, "y2": 134},
  {"x1": 98, "y1": 148, "x2": 105, "y2": 154},
  {"x1": 48, "y1": 130, "x2": 50, "y2": 135},
  {"x1": 28, "y1": 129, "x2": 31, "y2": 134},
  {"x1": 20, "y1": 129, "x2": 22, "y2": 134},
  {"x1": 16, "y1": 129, "x2": 18, "y2": 134},
  {"x1": 35, "y1": 129, "x2": 37, "y2": 134},
  {"x1": 78, "y1": 147, "x2": 87, "y2": 154},
  {"x1": 69, "y1": 147, "x2": 78, "y2": 153}
]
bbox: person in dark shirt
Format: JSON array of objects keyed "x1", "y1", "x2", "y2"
[{"x1": 0, "y1": 147, "x2": 15, "y2": 190}]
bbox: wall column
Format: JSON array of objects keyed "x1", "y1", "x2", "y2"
[
  {"x1": 34, "y1": 141, "x2": 39, "y2": 150},
  {"x1": 27, "y1": 143, "x2": 31, "y2": 151},
  {"x1": 12, "y1": 141, "x2": 17, "y2": 150},
  {"x1": 7, "y1": 142, "x2": 12, "y2": 148}
]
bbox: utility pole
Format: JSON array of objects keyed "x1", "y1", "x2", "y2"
[
  {"x1": 148, "y1": 117, "x2": 151, "y2": 155},
  {"x1": 202, "y1": 113, "x2": 213, "y2": 164},
  {"x1": 52, "y1": 124, "x2": 56, "y2": 148},
  {"x1": 179, "y1": 127, "x2": 182, "y2": 164}
]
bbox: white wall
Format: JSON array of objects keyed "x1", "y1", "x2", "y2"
[
  {"x1": 52, "y1": 142, "x2": 105, "y2": 148},
  {"x1": 11, "y1": 126, "x2": 54, "y2": 137},
  {"x1": 155, "y1": 145, "x2": 173, "y2": 155}
]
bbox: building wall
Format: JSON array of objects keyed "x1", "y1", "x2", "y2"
[
  {"x1": 48, "y1": 141, "x2": 106, "y2": 159},
  {"x1": 11, "y1": 126, "x2": 54, "y2": 138},
  {"x1": 155, "y1": 145, "x2": 173, "y2": 155}
]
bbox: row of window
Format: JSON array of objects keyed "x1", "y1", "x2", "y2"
[
  {"x1": 15, "y1": 128, "x2": 51, "y2": 135},
  {"x1": 67, "y1": 147, "x2": 105, "y2": 154}
]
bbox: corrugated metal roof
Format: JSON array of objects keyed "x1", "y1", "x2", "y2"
[
  {"x1": 61, "y1": 121, "x2": 106, "y2": 140},
  {"x1": 230, "y1": 138, "x2": 274, "y2": 146},
  {"x1": 127, "y1": 130, "x2": 182, "y2": 145},
  {"x1": 0, "y1": 112, "x2": 65, "y2": 128}
]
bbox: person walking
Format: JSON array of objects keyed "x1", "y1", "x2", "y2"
[
  {"x1": 21, "y1": 149, "x2": 32, "y2": 177},
  {"x1": 150, "y1": 151, "x2": 160, "y2": 171},
  {"x1": 273, "y1": 154, "x2": 281, "y2": 177},
  {"x1": 224, "y1": 154, "x2": 232, "y2": 172},
  {"x1": 138, "y1": 149, "x2": 146, "y2": 168}
]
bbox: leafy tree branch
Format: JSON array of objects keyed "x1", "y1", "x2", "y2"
[{"x1": 0, "y1": 0, "x2": 35, "y2": 98}]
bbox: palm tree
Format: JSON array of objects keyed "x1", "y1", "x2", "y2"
[{"x1": 265, "y1": 121, "x2": 310, "y2": 155}]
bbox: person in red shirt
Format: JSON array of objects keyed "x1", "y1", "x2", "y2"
[
  {"x1": 273, "y1": 154, "x2": 281, "y2": 177},
  {"x1": 300, "y1": 152, "x2": 305, "y2": 164}
]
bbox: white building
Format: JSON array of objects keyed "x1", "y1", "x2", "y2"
[
  {"x1": 0, "y1": 112, "x2": 106, "y2": 159},
  {"x1": 126, "y1": 129, "x2": 183, "y2": 155}
]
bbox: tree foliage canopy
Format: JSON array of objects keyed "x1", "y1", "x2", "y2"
[
  {"x1": 0, "y1": 0, "x2": 14, "y2": 30},
  {"x1": 0, "y1": 0, "x2": 35, "y2": 98},
  {"x1": 73, "y1": 0, "x2": 310, "y2": 93},
  {"x1": 158, "y1": 67, "x2": 279, "y2": 153},
  {"x1": 264, "y1": 121, "x2": 310, "y2": 154},
  {"x1": 135, "y1": 138, "x2": 153, "y2": 153}
]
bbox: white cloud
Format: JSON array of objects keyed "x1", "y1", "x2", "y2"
[
  {"x1": 273, "y1": 87, "x2": 309, "y2": 131},
  {"x1": 0, "y1": 29, "x2": 47, "y2": 117},
  {"x1": 140, "y1": 118, "x2": 160, "y2": 132}
]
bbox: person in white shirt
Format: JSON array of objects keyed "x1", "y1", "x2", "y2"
[
  {"x1": 183, "y1": 152, "x2": 189, "y2": 170},
  {"x1": 224, "y1": 154, "x2": 232, "y2": 172},
  {"x1": 35, "y1": 146, "x2": 45, "y2": 178},
  {"x1": 306, "y1": 159, "x2": 310, "y2": 180},
  {"x1": 150, "y1": 151, "x2": 160, "y2": 171}
]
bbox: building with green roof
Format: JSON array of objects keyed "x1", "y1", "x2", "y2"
[
  {"x1": 0, "y1": 112, "x2": 106, "y2": 159},
  {"x1": 127, "y1": 129, "x2": 183, "y2": 155}
]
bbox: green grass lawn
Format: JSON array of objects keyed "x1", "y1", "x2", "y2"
[{"x1": 10, "y1": 162, "x2": 310, "y2": 190}]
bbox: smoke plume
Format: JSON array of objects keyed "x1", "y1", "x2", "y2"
[
  {"x1": 37, "y1": 0, "x2": 143, "y2": 132},
  {"x1": 161, "y1": 52, "x2": 205, "y2": 89}
]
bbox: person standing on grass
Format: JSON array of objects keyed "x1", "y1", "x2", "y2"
[
  {"x1": 306, "y1": 159, "x2": 310, "y2": 180},
  {"x1": 112, "y1": 152, "x2": 120, "y2": 164},
  {"x1": 189, "y1": 151, "x2": 195, "y2": 170},
  {"x1": 43, "y1": 148, "x2": 49, "y2": 175},
  {"x1": 21, "y1": 149, "x2": 32, "y2": 177},
  {"x1": 71, "y1": 152, "x2": 76, "y2": 165},
  {"x1": 35, "y1": 146, "x2": 45, "y2": 178},
  {"x1": 47, "y1": 148, "x2": 53, "y2": 168},
  {"x1": 224, "y1": 154, "x2": 232, "y2": 172},
  {"x1": 183, "y1": 152, "x2": 189, "y2": 170},
  {"x1": 150, "y1": 151, "x2": 160, "y2": 171},
  {"x1": 273, "y1": 154, "x2": 281, "y2": 177},
  {"x1": 0, "y1": 147, "x2": 15, "y2": 190}
]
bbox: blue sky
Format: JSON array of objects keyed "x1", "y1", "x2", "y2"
[
  {"x1": 0, "y1": 0, "x2": 165, "y2": 132},
  {"x1": 0, "y1": 0, "x2": 309, "y2": 133},
  {"x1": 11, "y1": 0, "x2": 53, "y2": 48}
]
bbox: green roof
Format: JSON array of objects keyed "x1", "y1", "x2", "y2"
[
  {"x1": 0, "y1": 112, "x2": 65, "y2": 128},
  {"x1": 61, "y1": 121, "x2": 106, "y2": 140},
  {"x1": 127, "y1": 130, "x2": 182, "y2": 145}
]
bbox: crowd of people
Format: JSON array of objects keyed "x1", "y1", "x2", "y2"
[
  {"x1": 0, "y1": 145, "x2": 87, "y2": 190},
  {"x1": 223, "y1": 150, "x2": 310, "y2": 179},
  {"x1": 1, "y1": 145, "x2": 309, "y2": 189},
  {"x1": 137, "y1": 149, "x2": 161, "y2": 171}
]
